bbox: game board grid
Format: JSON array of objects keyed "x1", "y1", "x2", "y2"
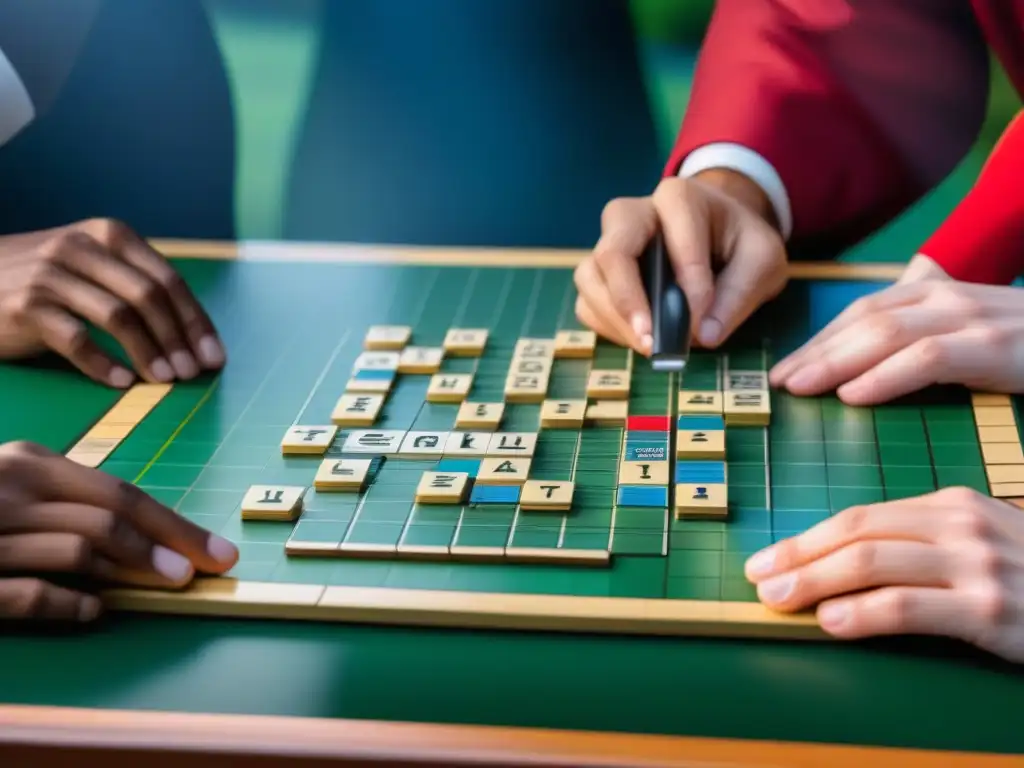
[
  {"x1": 172, "y1": 267, "x2": 639, "y2": 593},
  {"x1": 667, "y1": 346, "x2": 770, "y2": 601},
  {"x1": 80, "y1": 266, "x2": 1013, "y2": 611}
]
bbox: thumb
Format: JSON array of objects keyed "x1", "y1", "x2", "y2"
[{"x1": 698, "y1": 210, "x2": 787, "y2": 347}]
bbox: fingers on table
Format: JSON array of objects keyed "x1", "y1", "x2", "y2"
[
  {"x1": 10, "y1": 449, "x2": 238, "y2": 576},
  {"x1": 815, "y1": 585, "x2": 992, "y2": 641},
  {"x1": 753, "y1": 539, "x2": 952, "y2": 613},
  {"x1": 779, "y1": 305, "x2": 964, "y2": 397},
  {"x1": 837, "y1": 325, "x2": 1024, "y2": 405},
  {"x1": 769, "y1": 281, "x2": 932, "y2": 384},
  {"x1": 115, "y1": 226, "x2": 225, "y2": 370},
  {"x1": 0, "y1": 577, "x2": 101, "y2": 622}
]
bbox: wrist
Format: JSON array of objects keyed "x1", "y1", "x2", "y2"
[{"x1": 692, "y1": 168, "x2": 779, "y2": 231}]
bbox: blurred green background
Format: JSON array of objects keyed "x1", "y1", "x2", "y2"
[{"x1": 0, "y1": 0, "x2": 1018, "y2": 261}]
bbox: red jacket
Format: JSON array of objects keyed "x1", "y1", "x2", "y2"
[{"x1": 665, "y1": 0, "x2": 1024, "y2": 284}]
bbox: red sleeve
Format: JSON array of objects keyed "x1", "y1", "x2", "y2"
[
  {"x1": 920, "y1": 112, "x2": 1024, "y2": 285},
  {"x1": 665, "y1": 0, "x2": 990, "y2": 255}
]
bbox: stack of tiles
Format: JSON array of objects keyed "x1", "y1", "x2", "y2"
[
  {"x1": 674, "y1": 414, "x2": 727, "y2": 519},
  {"x1": 723, "y1": 370, "x2": 770, "y2": 426},
  {"x1": 615, "y1": 416, "x2": 671, "y2": 508}
]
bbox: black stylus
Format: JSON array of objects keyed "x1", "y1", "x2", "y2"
[{"x1": 640, "y1": 230, "x2": 690, "y2": 372}]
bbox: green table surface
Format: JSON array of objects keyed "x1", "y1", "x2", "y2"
[{"x1": 0, "y1": 254, "x2": 1023, "y2": 758}]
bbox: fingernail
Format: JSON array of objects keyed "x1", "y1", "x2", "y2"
[
  {"x1": 170, "y1": 350, "x2": 199, "y2": 379},
  {"x1": 784, "y1": 366, "x2": 817, "y2": 390},
  {"x1": 631, "y1": 312, "x2": 650, "y2": 340},
  {"x1": 198, "y1": 335, "x2": 225, "y2": 367},
  {"x1": 746, "y1": 546, "x2": 776, "y2": 577},
  {"x1": 150, "y1": 357, "x2": 174, "y2": 382},
  {"x1": 207, "y1": 534, "x2": 238, "y2": 563},
  {"x1": 818, "y1": 602, "x2": 849, "y2": 630},
  {"x1": 638, "y1": 333, "x2": 653, "y2": 352},
  {"x1": 758, "y1": 573, "x2": 795, "y2": 603},
  {"x1": 699, "y1": 317, "x2": 722, "y2": 346},
  {"x1": 109, "y1": 367, "x2": 135, "y2": 388},
  {"x1": 151, "y1": 545, "x2": 194, "y2": 581},
  {"x1": 78, "y1": 596, "x2": 102, "y2": 622}
]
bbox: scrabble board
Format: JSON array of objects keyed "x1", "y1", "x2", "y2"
[{"x1": 68, "y1": 257, "x2": 1024, "y2": 640}]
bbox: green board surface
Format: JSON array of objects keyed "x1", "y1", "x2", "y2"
[{"x1": 17, "y1": 260, "x2": 1006, "y2": 607}]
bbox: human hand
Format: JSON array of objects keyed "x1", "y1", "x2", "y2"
[
  {"x1": 574, "y1": 169, "x2": 788, "y2": 353},
  {"x1": 0, "y1": 441, "x2": 238, "y2": 623},
  {"x1": 744, "y1": 488, "x2": 1024, "y2": 663},
  {"x1": 769, "y1": 254, "x2": 1024, "y2": 404},
  {"x1": 0, "y1": 218, "x2": 225, "y2": 388}
]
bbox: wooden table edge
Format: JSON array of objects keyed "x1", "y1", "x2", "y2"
[
  {"x1": 150, "y1": 237, "x2": 905, "y2": 279},
  {"x1": 0, "y1": 705, "x2": 1018, "y2": 767}
]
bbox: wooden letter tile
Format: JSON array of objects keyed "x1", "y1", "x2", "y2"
[
  {"x1": 678, "y1": 391, "x2": 723, "y2": 414},
  {"x1": 331, "y1": 393, "x2": 384, "y2": 426},
  {"x1": 281, "y1": 425, "x2": 337, "y2": 455},
  {"x1": 981, "y1": 442, "x2": 1024, "y2": 465},
  {"x1": 540, "y1": 399, "x2": 587, "y2": 429},
  {"x1": 398, "y1": 431, "x2": 450, "y2": 458},
  {"x1": 444, "y1": 431, "x2": 492, "y2": 456},
  {"x1": 398, "y1": 346, "x2": 445, "y2": 374},
  {"x1": 676, "y1": 429, "x2": 725, "y2": 459},
  {"x1": 340, "y1": 430, "x2": 406, "y2": 455},
  {"x1": 978, "y1": 426, "x2": 1021, "y2": 443},
  {"x1": 353, "y1": 351, "x2": 401, "y2": 370},
  {"x1": 725, "y1": 371, "x2": 768, "y2": 391},
  {"x1": 443, "y1": 328, "x2": 488, "y2": 356},
  {"x1": 585, "y1": 400, "x2": 628, "y2": 426},
  {"x1": 674, "y1": 483, "x2": 727, "y2": 519},
  {"x1": 476, "y1": 457, "x2": 532, "y2": 485},
  {"x1": 986, "y1": 464, "x2": 1024, "y2": 485},
  {"x1": 241, "y1": 485, "x2": 306, "y2": 521},
  {"x1": 364, "y1": 325, "x2": 411, "y2": 350},
  {"x1": 514, "y1": 338, "x2": 556, "y2": 359},
  {"x1": 724, "y1": 391, "x2": 770, "y2": 426},
  {"x1": 455, "y1": 401, "x2": 504, "y2": 431},
  {"x1": 618, "y1": 460, "x2": 669, "y2": 485},
  {"x1": 519, "y1": 480, "x2": 574, "y2": 511},
  {"x1": 504, "y1": 371, "x2": 550, "y2": 403},
  {"x1": 314, "y1": 458, "x2": 372, "y2": 491},
  {"x1": 427, "y1": 373, "x2": 474, "y2": 403},
  {"x1": 586, "y1": 370, "x2": 629, "y2": 400},
  {"x1": 554, "y1": 330, "x2": 596, "y2": 358},
  {"x1": 415, "y1": 471, "x2": 469, "y2": 504},
  {"x1": 345, "y1": 373, "x2": 394, "y2": 394},
  {"x1": 974, "y1": 406, "x2": 1017, "y2": 427},
  {"x1": 487, "y1": 432, "x2": 538, "y2": 457},
  {"x1": 972, "y1": 392, "x2": 1013, "y2": 407}
]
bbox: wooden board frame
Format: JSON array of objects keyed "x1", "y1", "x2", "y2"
[
  {"x1": 88, "y1": 238, "x2": 899, "y2": 639},
  {"x1": 1, "y1": 704, "x2": 1019, "y2": 767}
]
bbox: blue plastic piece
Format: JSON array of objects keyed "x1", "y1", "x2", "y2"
[
  {"x1": 435, "y1": 458, "x2": 481, "y2": 477},
  {"x1": 470, "y1": 484, "x2": 520, "y2": 504},
  {"x1": 676, "y1": 415, "x2": 725, "y2": 431},
  {"x1": 675, "y1": 461, "x2": 727, "y2": 484},
  {"x1": 616, "y1": 485, "x2": 668, "y2": 507}
]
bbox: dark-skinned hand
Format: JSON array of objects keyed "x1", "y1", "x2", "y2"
[
  {"x1": 0, "y1": 218, "x2": 225, "y2": 388},
  {"x1": 0, "y1": 441, "x2": 238, "y2": 623}
]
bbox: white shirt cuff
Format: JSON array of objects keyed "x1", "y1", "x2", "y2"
[
  {"x1": 0, "y1": 47, "x2": 33, "y2": 147},
  {"x1": 678, "y1": 142, "x2": 792, "y2": 240}
]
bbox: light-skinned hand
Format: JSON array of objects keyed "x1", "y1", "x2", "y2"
[{"x1": 574, "y1": 170, "x2": 788, "y2": 354}]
